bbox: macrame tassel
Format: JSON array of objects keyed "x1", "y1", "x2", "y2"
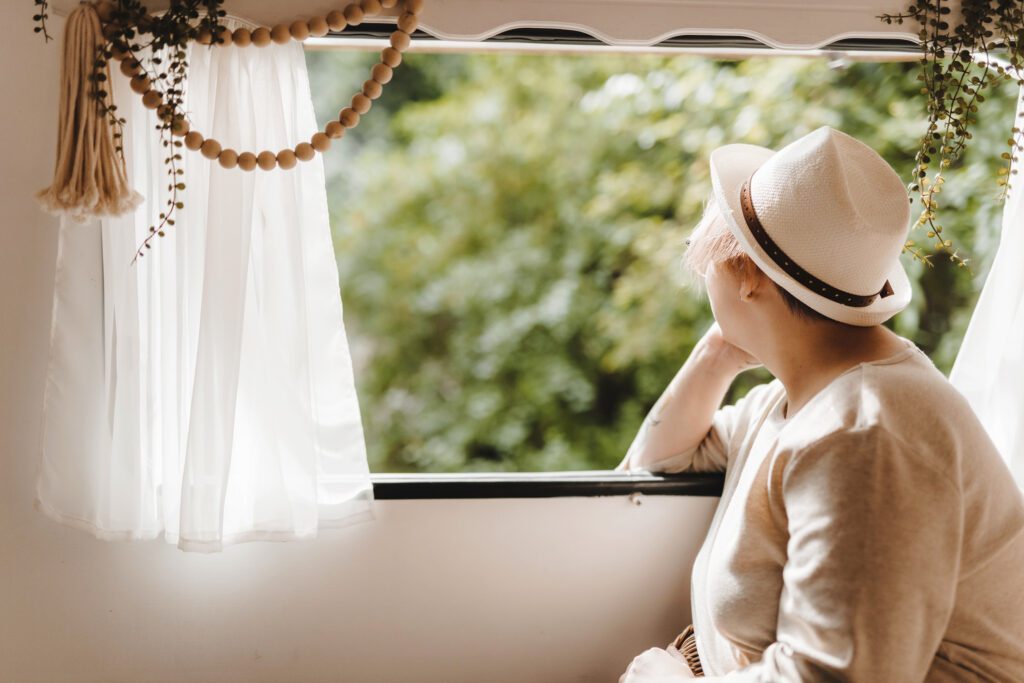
[{"x1": 36, "y1": 2, "x2": 142, "y2": 221}]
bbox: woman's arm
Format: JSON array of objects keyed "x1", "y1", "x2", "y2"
[
  {"x1": 616, "y1": 323, "x2": 759, "y2": 472},
  {"x1": 706, "y1": 427, "x2": 960, "y2": 681},
  {"x1": 621, "y1": 427, "x2": 961, "y2": 683}
]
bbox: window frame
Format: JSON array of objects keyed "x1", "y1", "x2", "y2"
[{"x1": 312, "y1": 29, "x2": 921, "y2": 495}]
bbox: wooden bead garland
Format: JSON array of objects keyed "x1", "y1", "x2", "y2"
[{"x1": 110, "y1": 0, "x2": 421, "y2": 171}]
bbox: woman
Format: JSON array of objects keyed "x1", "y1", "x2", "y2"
[{"x1": 616, "y1": 126, "x2": 1024, "y2": 681}]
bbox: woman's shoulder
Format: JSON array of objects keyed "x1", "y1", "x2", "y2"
[
  {"x1": 781, "y1": 343, "x2": 987, "y2": 485},
  {"x1": 833, "y1": 342, "x2": 977, "y2": 432}
]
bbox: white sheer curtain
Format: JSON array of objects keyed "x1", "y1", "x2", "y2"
[
  {"x1": 36, "y1": 19, "x2": 375, "y2": 552},
  {"x1": 950, "y1": 83, "x2": 1024, "y2": 490}
]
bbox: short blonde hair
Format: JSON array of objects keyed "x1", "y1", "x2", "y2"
[{"x1": 682, "y1": 199, "x2": 750, "y2": 281}]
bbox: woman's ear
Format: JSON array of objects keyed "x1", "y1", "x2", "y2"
[{"x1": 737, "y1": 258, "x2": 766, "y2": 302}]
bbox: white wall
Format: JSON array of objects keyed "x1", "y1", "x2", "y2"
[{"x1": 0, "y1": 5, "x2": 716, "y2": 681}]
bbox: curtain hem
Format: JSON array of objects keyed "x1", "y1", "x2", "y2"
[{"x1": 34, "y1": 488, "x2": 377, "y2": 550}]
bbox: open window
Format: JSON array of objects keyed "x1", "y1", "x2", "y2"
[{"x1": 303, "y1": 22, "x2": 1017, "y2": 483}]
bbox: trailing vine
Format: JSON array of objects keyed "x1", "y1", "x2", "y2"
[
  {"x1": 880, "y1": 0, "x2": 1024, "y2": 270},
  {"x1": 35, "y1": 1, "x2": 227, "y2": 258},
  {"x1": 33, "y1": 0, "x2": 53, "y2": 42}
]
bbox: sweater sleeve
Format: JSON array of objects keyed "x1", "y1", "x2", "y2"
[
  {"x1": 634, "y1": 382, "x2": 776, "y2": 474},
  {"x1": 702, "y1": 426, "x2": 962, "y2": 682}
]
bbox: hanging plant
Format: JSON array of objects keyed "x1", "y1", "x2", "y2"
[
  {"x1": 32, "y1": 0, "x2": 420, "y2": 260},
  {"x1": 32, "y1": 0, "x2": 227, "y2": 254},
  {"x1": 879, "y1": 1, "x2": 1024, "y2": 269}
]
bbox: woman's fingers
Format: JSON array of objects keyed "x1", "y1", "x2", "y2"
[{"x1": 620, "y1": 647, "x2": 696, "y2": 681}]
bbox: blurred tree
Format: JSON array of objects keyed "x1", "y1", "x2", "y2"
[{"x1": 306, "y1": 50, "x2": 1018, "y2": 473}]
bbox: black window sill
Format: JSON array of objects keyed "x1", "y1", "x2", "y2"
[{"x1": 370, "y1": 471, "x2": 724, "y2": 500}]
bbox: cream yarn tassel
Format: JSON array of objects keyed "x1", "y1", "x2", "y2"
[{"x1": 37, "y1": 2, "x2": 142, "y2": 221}]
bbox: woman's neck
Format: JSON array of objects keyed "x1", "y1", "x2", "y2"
[{"x1": 758, "y1": 322, "x2": 905, "y2": 419}]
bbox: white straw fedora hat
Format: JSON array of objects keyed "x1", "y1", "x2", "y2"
[{"x1": 708, "y1": 125, "x2": 912, "y2": 327}]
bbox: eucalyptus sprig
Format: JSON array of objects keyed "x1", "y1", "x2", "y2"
[
  {"x1": 880, "y1": 0, "x2": 1024, "y2": 270},
  {"x1": 34, "y1": 0, "x2": 228, "y2": 259}
]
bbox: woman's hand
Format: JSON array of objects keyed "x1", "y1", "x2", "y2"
[
  {"x1": 619, "y1": 646, "x2": 696, "y2": 682},
  {"x1": 700, "y1": 322, "x2": 762, "y2": 375}
]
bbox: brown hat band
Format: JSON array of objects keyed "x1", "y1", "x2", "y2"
[{"x1": 739, "y1": 178, "x2": 894, "y2": 308}]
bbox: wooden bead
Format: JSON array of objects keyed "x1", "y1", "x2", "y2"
[
  {"x1": 251, "y1": 27, "x2": 272, "y2": 46},
  {"x1": 257, "y1": 151, "x2": 278, "y2": 171},
  {"x1": 200, "y1": 139, "x2": 222, "y2": 160},
  {"x1": 389, "y1": 30, "x2": 411, "y2": 51},
  {"x1": 381, "y1": 0, "x2": 399, "y2": 7},
  {"x1": 196, "y1": 27, "x2": 213, "y2": 45},
  {"x1": 326, "y1": 11, "x2": 347, "y2": 31},
  {"x1": 294, "y1": 142, "x2": 316, "y2": 161},
  {"x1": 101, "y1": 21, "x2": 119, "y2": 41},
  {"x1": 344, "y1": 5, "x2": 365, "y2": 25},
  {"x1": 109, "y1": 42, "x2": 129, "y2": 61},
  {"x1": 362, "y1": 79, "x2": 383, "y2": 99},
  {"x1": 156, "y1": 104, "x2": 174, "y2": 121},
  {"x1": 340, "y1": 108, "x2": 361, "y2": 128},
  {"x1": 130, "y1": 75, "x2": 151, "y2": 94},
  {"x1": 308, "y1": 16, "x2": 329, "y2": 37},
  {"x1": 171, "y1": 117, "x2": 190, "y2": 137},
  {"x1": 311, "y1": 132, "x2": 331, "y2": 152},
  {"x1": 290, "y1": 20, "x2": 310, "y2": 41},
  {"x1": 351, "y1": 93, "x2": 372, "y2": 114},
  {"x1": 119, "y1": 58, "x2": 142, "y2": 78},
  {"x1": 371, "y1": 63, "x2": 394, "y2": 84},
  {"x1": 277, "y1": 149, "x2": 298, "y2": 170},
  {"x1": 184, "y1": 131, "x2": 204, "y2": 151},
  {"x1": 237, "y1": 152, "x2": 258, "y2": 171},
  {"x1": 94, "y1": 1, "x2": 116, "y2": 23},
  {"x1": 271, "y1": 24, "x2": 292, "y2": 44},
  {"x1": 325, "y1": 120, "x2": 345, "y2": 138},
  {"x1": 232, "y1": 28, "x2": 252, "y2": 46},
  {"x1": 141, "y1": 90, "x2": 163, "y2": 109},
  {"x1": 214, "y1": 26, "x2": 232, "y2": 46},
  {"x1": 381, "y1": 47, "x2": 402, "y2": 67},
  {"x1": 361, "y1": 0, "x2": 383, "y2": 14},
  {"x1": 405, "y1": 0, "x2": 424, "y2": 14},
  {"x1": 218, "y1": 148, "x2": 239, "y2": 169},
  {"x1": 397, "y1": 12, "x2": 418, "y2": 33}
]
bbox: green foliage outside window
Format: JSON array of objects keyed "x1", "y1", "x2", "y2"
[{"x1": 306, "y1": 50, "x2": 1017, "y2": 473}]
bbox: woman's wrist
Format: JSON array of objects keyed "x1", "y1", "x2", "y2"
[{"x1": 694, "y1": 335, "x2": 756, "y2": 378}]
